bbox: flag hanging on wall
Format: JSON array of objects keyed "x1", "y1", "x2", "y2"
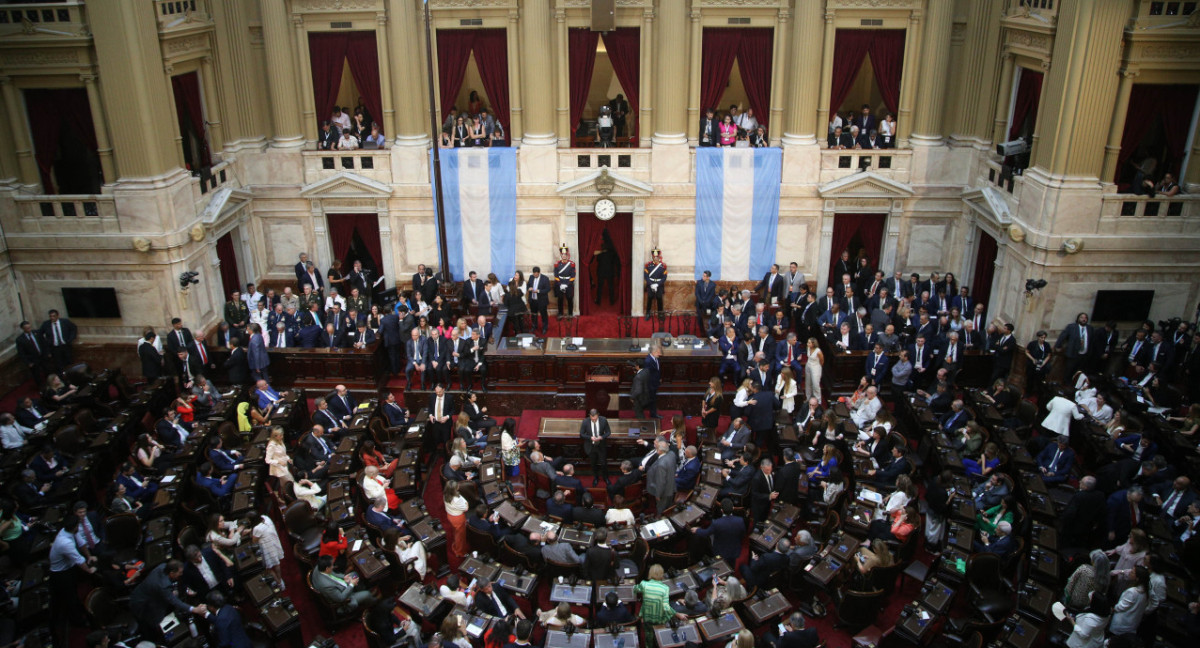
[
  {"x1": 693, "y1": 147, "x2": 781, "y2": 281},
  {"x1": 431, "y1": 147, "x2": 517, "y2": 282}
]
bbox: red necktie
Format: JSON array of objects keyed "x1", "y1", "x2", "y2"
[
  {"x1": 787, "y1": 347, "x2": 793, "y2": 364},
  {"x1": 1130, "y1": 503, "x2": 1138, "y2": 526},
  {"x1": 197, "y1": 343, "x2": 208, "y2": 364}
]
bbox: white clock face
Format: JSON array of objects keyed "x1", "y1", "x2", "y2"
[{"x1": 594, "y1": 198, "x2": 616, "y2": 221}]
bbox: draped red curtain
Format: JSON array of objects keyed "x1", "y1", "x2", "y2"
[
  {"x1": 345, "y1": 32, "x2": 383, "y2": 133},
  {"x1": 829, "y1": 31, "x2": 873, "y2": 116},
  {"x1": 827, "y1": 214, "x2": 885, "y2": 286},
  {"x1": 1115, "y1": 84, "x2": 1199, "y2": 186},
  {"x1": 830, "y1": 30, "x2": 906, "y2": 116},
  {"x1": 970, "y1": 230, "x2": 998, "y2": 310},
  {"x1": 171, "y1": 72, "x2": 211, "y2": 167},
  {"x1": 735, "y1": 29, "x2": 774, "y2": 126},
  {"x1": 353, "y1": 214, "x2": 384, "y2": 273},
  {"x1": 471, "y1": 29, "x2": 511, "y2": 139},
  {"x1": 436, "y1": 30, "x2": 475, "y2": 121},
  {"x1": 327, "y1": 214, "x2": 356, "y2": 268},
  {"x1": 1007, "y1": 68, "x2": 1043, "y2": 140},
  {"x1": 308, "y1": 32, "x2": 348, "y2": 127},
  {"x1": 602, "y1": 28, "x2": 640, "y2": 140},
  {"x1": 868, "y1": 30, "x2": 906, "y2": 114},
  {"x1": 578, "y1": 212, "x2": 632, "y2": 316},
  {"x1": 699, "y1": 29, "x2": 742, "y2": 115},
  {"x1": 326, "y1": 214, "x2": 384, "y2": 274},
  {"x1": 23, "y1": 88, "x2": 100, "y2": 193},
  {"x1": 215, "y1": 232, "x2": 242, "y2": 299},
  {"x1": 568, "y1": 29, "x2": 600, "y2": 133}
]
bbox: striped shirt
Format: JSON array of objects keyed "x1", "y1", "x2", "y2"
[{"x1": 634, "y1": 579, "x2": 674, "y2": 625}]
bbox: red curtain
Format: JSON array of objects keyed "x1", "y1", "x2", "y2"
[
  {"x1": 1115, "y1": 84, "x2": 1199, "y2": 186},
  {"x1": 23, "y1": 88, "x2": 100, "y2": 194},
  {"x1": 602, "y1": 28, "x2": 640, "y2": 140},
  {"x1": 700, "y1": 29, "x2": 742, "y2": 116},
  {"x1": 578, "y1": 212, "x2": 632, "y2": 316},
  {"x1": 215, "y1": 232, "x2": 241, "y2": 299},
  {"x1": 171, "y1": 72, "x2": 211, "y2": 167},
  {"x1": 309, "y1": 32, "x2": 382, "y2": 132},
  {"x1": 472, "y1": 29, "x2": 511, "y2": 139},
  {"x1": 568, "y1": 29, "x2": 600, "y2": 133},
  {"x1": 436, "y1": 30, "x2": 475, "y2": 121},
  {"x1": 970, "y1": 230, "x2": 998, "y2": 310},
  {"x1": 828, "y1": 30, "x2": 873, "y2": 116},
  {"x1": 345, "y1": 32, "x2": 383, "y2": 134},
  {"x1": 309, "y1": 32, "x2": 348, "y2": 128},
  {"x1": 830, "y1": 30, "x2": 906, "y2": 116},
  {"x1": 868, "y1": 30, "x2": 906, "y2": 115},
  {"x1": 827, "y1": 214, "x2": 886, "y2": 287},
  {"x1": 1008, "y1": 68, "x2": 1043, "y2": 140},
  {"x1": 735, "y1": 29, "x2": 774, "y2": 126},
  {"x1": 354, "y1": 214, "x2": 384, "y2": 273},
  {"x1": 326, "y1": 214, "x2": 383, "y2": 272}
]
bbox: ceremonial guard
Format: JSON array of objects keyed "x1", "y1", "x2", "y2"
[
  {"x1": 553, "y1": 245, "x2": 576, "y2": 318},
  {"x1": 644, "y1": 248, "x2": 667, "y2": 321}
]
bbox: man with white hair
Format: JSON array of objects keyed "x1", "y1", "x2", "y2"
[
  {"x1": 850, "y1": 386, "x2": 882, "y2": 429},
  {"x1": 974, "y1": 520, "x2": 1015, "y2": 557},
  {"x1": 646, "y1": 440, "x2": 677, "y2": 513}
]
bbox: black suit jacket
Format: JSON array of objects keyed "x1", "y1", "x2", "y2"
[
  {"x1": 749, "y1": 470, "x2": 778, "y2": 521},
  {"x1": 139, "y1": 343, "x2": 164, "y2": 380},
  {"x1": 741, "y1": 550, "x2": 787, "y2": 587},
  {"x1": 223, "y1": 347, "x2": 250, "y2": 384},
  {"x1": 475, "y1": 588, "x2": 520, "y2": 618},
  {"x1": 756, "y1": 273, "x2": 787, "y2": 303},
  {"x1": 746, "y1": 392, "x2": 778, "y2": 431},
  {"x1": 1057, "y1": 489, "x2": 1107, "y2": 545},
  {"x1": 699, "y1": 117, "x2": 720, "y2": 145},
  {"x1": 579, "y1": 417, "x2": 611, "y2": 455},
  {"x1": 775, "y1": 461, "x2": 802, "y2": 504},
  {"x1": 15, "y1": 331, "x2": 49, "y2": 366},
  {"x1": 181, "y1": 547, "x2": 232, "y2": 599},
  {"x1": 38, "y1": 318, "x2": 77, "y2": 346},
  {"x1": 607, "y1": 470, "x2": 640, "y2": 497}
]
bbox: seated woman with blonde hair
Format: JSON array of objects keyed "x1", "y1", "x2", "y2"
[{"x1": 537, "y1": 602, "x2": 585, "y2": 628}]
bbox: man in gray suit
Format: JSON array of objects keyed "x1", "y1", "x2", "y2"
[
  {"x1": 646, "y1": 439, "x2": 677, "y2": 513},
  {"x1": 541, "y1": 530, "x2": 584, "y2": 565},
  {"x1": 246, "y1": 323, "x2": 270, "y2": 382},
  {"x1": 311, "y1": 555, "x2": 376, "y2": 614},
  {"x1": 716, "y1": 417, "x2": 751, "y2": 461}
]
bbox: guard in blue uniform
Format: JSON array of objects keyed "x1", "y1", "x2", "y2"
[
  {"x1": 644, "y1": 248, "x2": 667, "y2": 321},
  {"x1": 553, "y1": 245, "x2": 576, "y2": 318}
]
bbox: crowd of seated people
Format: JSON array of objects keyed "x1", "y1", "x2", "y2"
[
  {"x1": 827, "y1": 104, "x2": 897, "y2": 150},
  {"x1": 317, "y1": 101, "x2": 386, "y2": 151},
  {"x1": 439, "y1": 92, "x2": 506, "y2": 148},
  {"x1": 697, "y1": 104, "x2": 768, "y2": 148}
]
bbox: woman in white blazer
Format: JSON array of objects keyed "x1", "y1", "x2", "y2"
[{"x1": 1041, "y1": 395, "x2": 1084, "y2": 438}]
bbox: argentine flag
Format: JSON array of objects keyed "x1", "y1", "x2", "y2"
[
  {"x1": 694, "y1": 147, "x2": 782, "y2": 281},
  {"x1": 432, "y1": 147, "x2": 517, "y2": 282}
]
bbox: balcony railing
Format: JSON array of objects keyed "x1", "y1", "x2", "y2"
[
  {"x1": 191, "y1": 159, "x2": 236, "y2": 208},
  {"x1": 1100, "y1": 193, "x2": 1200, "y2": 219},
  {"x1": 981, "y1": 158, "x2": 1027, "y2": 203},
  {"x1": 12, "y1": 194, "x2": 119, "y2": 234},
  {"x1": 819, "y1": 148, "x2": 912, "y2": 184},
  {"x1": 302, "y1": 149, "x2": 395, "y2": 185},
  {"x1": 0, "y1": 1, "x2": 87, "y2": 32},
  {"x1": 558, "y1": 148, "x2": 652, "y2": 184}
]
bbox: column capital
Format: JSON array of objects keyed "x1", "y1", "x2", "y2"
[
  {"x1": 79, "y1": 73, "x2": 97, "y2": 83},
  {"x1": 643, "y1": 8, "x2": 655, "y2": 21},
  {"x1": 555, "y1": 8, "x2": 565, "y2": 21},
  {"x1": 909, "y1": 12, "x2": 921, "y2": 24},
  {"x1": 824, "y1": 12, "x2": 835, "y2": 23},
  {"x1": 1119, "y1": 67, "x2": 1139, "y2": 79},
  {"x1": 0, "y1": 75, "x2": 11, "y2": 86},
  {"x1": 376, "y1": 11, "x2": 387, "y2": 25},
  {"x1": 202, "y1": 55, "x2": 213, "y2": 65},
  {"x1": 777, "y1": 8, "x2": 789, "y2": 22},
  {"x1": 292, "y1": 14, "x2": 304, "y2": 28},
  {"x1": 509, "y1": 9, "x2": 519, "y2": 22},
  {"x1": 164, "y1": 63, "x2": 175, "y2": 75},
  {"x1": 691, "y1": 10, "x2": 701, "y2": 21},
  {"x1": 1040, "y1": 59, "x2": 1051, "y2": 72}
]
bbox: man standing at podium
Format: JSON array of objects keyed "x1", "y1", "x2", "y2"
[
  {"x1": 580, "y1": 409, "x2": 611, "y2": 486},
  {"x1": 554, "y1": 245, "x2": 576, "y2": 318}
]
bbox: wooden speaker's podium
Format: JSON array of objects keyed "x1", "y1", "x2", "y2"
[{"x1": 585, "y1": 369, "x2": 620, "y2": 418}]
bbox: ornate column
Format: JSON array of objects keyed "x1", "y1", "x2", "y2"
[
  {"x1": 814, "y1": 11, "x2": 836, "y2": 141},
  {"x1": 638, "y1": 7, "x2": 655, "y2": 146},
  {"x1": 211, "y1": 0, "x2": 264, "y2": 148},
  {"x1": 1100, "y1": 69, "x2": 1137, "y2": 184},
  {"x1": 258, "y1": 0, "x2": 304, "y2": 148},
  {"x1": 374, "y1": 12, "x2": 397, "y2": 140},
  {"x1": 910, "y1": 0, "x2": 953, "y2": 144},
  {"x1": 507, "y1": 10, "x2": 524, "y2": 144},
  {"x1": 783, "y1": 0, "x2": 823, "y2": 145},
  {"x1": 0, "y1": 83, "x2": 19, "y2": 184},
  {"x1": 199, "y1": 57, "x2": 225, "y2": 158},
  {"x1": 990, "y1": 53, "x2": 1016, "y2": 145},
  {"x1": 293, "y1": 15, "x2": 318, "y2": 144},
  {"x1": 555, "y1": 8, "x2": 570, "y2": 146},
  {"x1": 520, "y1": 0, "x2": 556, "y2": 146},
  {"x1": 896, "y1": 11, "x2": 922, "y2": 147},
  {"x1": 387, "y1": 0, "x2": 429, "y2": 146},
  {"x1": 81, "y1": 74, "x2": 116, "y2": 184},
  {"x1": 1187, "y1": 101, "x2": 1200, "y2": 190},
  {"x1": 686, "y1": 7, "x2": 702, "y2": 142},
  {"x1": 653, "y1": 0, "x2": 688, "y2": 145},
  {"x1": 89, "y1": 0, "x2": 182, "y2": 178},
  {"x1": 0, "y1": 77, "x2": 37, "y2": 186},
  {"x1": 767, "y1": 6, "x2": 789, "y2": 142}
]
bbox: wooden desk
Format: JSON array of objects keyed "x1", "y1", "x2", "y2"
[
  {"x1": 549, "y1": 582, "x2": 593, "y2": 605},
  {"x1": 544, "y1": 630, "x2": 592, "y2": 648},
  {"x1": 697, "y1": 612, "x2": 744, "y2": 642},
  {"x1": 244, "y1": 572, "x2": 282, "y2": 607},
  {"x1": 537, "y1": 418, "x2": 659, "y2": 467},
  {"x1": 743, "y1": 590, "x2": 791, "y2": 625},
  {"x1": 596, "y1": 583, "x2": 637, "y2": 603},
  {"x1": 459, "y1": 556, "x2": 501, "y2": 583},
  {"x1": 496, "y1": 568, "x2": 538, "y2": 597},
  {"x1": 916, "y1": 578, "x2": 955, "y2": 615},
  {"x1": 653, "y1": 622, "x2": 700, "y2": 648},
  {"x1": 208, "y1": 343, "x2": 385, "y2": 390},
  {"x1": 1017, "y1": 579, "x2": 1055, "y2": 622},
  {"x1": 593, "y1": 630, "x2": 639, "y2": 648},
  {"x1": 665, "y1": 571, "x2": 698, "y2": 597}
]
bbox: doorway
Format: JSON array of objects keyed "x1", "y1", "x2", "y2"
[
  {"x1": 325, "y1": 213, "x2": 384, "y2": 280},
  {"x1": 215, "y1": 232, "x2": 241, "y2": 299},
  {"x1": 827, "y1": 213, "x2": 886, "y2": 286},
  {"x1": 971, "y1": 229, "x2": 998, "y2": 311},
  {"x1": 578, "y1": 211, "x2": 632, "y2": 316}
]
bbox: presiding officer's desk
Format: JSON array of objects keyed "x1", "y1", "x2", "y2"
[{"x1": 207, "y1": 341, "x2": 386, "y2": 390}]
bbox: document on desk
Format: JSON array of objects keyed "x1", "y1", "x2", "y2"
[
  {"x1": 644, "y1": 519, "x2": 673, "y2": 536},
  {"x1": 353, "y1": 539, "x2": 363, "y2": 552},
  {"x1": 161, "y1": 475, "x2": 176, "y2": 484},
  {"x1": 859, "y1": 490, "x2": 883, "y2": 505},
  {"x1": 572, "y1": 338, "x2": 584, "y2": 346}
]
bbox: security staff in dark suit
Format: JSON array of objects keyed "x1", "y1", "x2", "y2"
[
  {"x1": 553, "y1": 246, "x2": 576, "y2": 317},
  {"x1": 15, "y1": 321, "x2": 51, "y2": 383},
  {"x1": 746, "y1": 382, "x2": 779, "y2": 448},
  {"x1": 749, "y1": 459, "x2": 779, "y2": 525},
  {"x1": 139, "y1": 332, "x2": 165, "y2": 381},
  {"x1": 695, "y1": 270, "x2": 719, "y2": 335},
  {"x1": 644, "y1": 249, "x2": 667, "y2": 320},
  {"x1": 38, "y1": 310, "x2": 76, "y2": 370},
  {"x1": 222, "y1": 337, "x2": 250, "y2": 385},
  {"x1": 580, "y1": 409, "x2": 611, "y2": 486},
  {"x1": 526, "y1": 267, "x2": 551, "y2": 335},
  {"x1": 991, "y1": 323, "x2": 1017, "y2": 384}
]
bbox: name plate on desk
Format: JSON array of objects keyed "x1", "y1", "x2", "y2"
[
  {"x1": 653, "y1": 622, "x2": 700, "y2": 648},
  {"x1": 697, "y1": 613, "x2": 744, "y2": 641},
  {"x1": 549, "y1": 582, "x2": 593, "y2": 604},
  {"x1": 744, "y1": 590, "x2": 790, "y2": 624},
  {"x1": 593, "y1": 631, "x2": 638, "y2": 648},
  {"x1": 544, "y1": 630, "x2": 592, "y2": 648}
]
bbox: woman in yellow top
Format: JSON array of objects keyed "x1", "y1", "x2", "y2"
[{"x1": 976, "y1": 495, "x2": 1016, "y2": 536}]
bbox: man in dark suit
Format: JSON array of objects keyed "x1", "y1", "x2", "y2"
[
  {"x1": 864, "y1": 342, "x2": 890, "y2": 387},
  {"x1": 1106, "y1": 486, "x2": 1145, "y2": 547},
  {"x1": 868, "y1": 446, "x2": 911, "y2": 486},
  {"x1": 196, "y1": 462, "x2": 237, "y2": 499},
  {"x1": 403, "y1": 328, "x2": 428, "y2": 389},
  {"x1": 772, "y1": 612, "x2": 820, "y2": 648},
  {"x1": 206, "y1": 591, "x2": 253, "y2": 648},
  {"x1": 938, "y1": 331, "x2": 964, "y2": 385},
  {"x1": 326, "y1": 385, "x2": 357, "y2": 423},
  {"x1": 458, "y1": 328, "x2": 488, "y2": 393},
  {"x1": 698, "y1": 107, "x2": 719, "y2": 146},
  {"x1": 379, "y1": 310, "x2": 404, "y2": 375},
  {"x1": 749, "y1": 459, "x2": 780, "y2": 524},
  {"x1": 294, "y1": 322, "x2": 324, "y2": 348},
  {"x1": 756, "y1": 264, "x2": 787, "y2": 305},
  {"x1": 695, "y1": 499, "x2": 747, "y2": 563},
  {"x1": 644, "y1": 345, "x2": 662, "y2": 418},
  {"x1": 1055, "y1": 313, "x2": 1094, "y2": 380},
  {"x1": 832, "y1": 251, "x2": 853, "y2": 288},
  {"x1": 14, "y1": 397, "x2": 47, "y2": 428},
  {"x1": 15, "y1": 321, "x2": 51, "y2": 382},
  {"x1": 426, "y1": 384, "x2": 452, "y2": 447},
  {"x1": 425, "y1": 328, "x2": 453, "y2": 387},
  {"x1": 745, "y1": 383, "x2": 779, "y2": 448},
  {"x1": 139, "y1": 332, "x2": 165, "y2": 381},
  {"x1": 907, "y1": 335, "x2": 935, "y2": 389},
  {"x1": 740, "y1": 538, "x2": 791, "y2": 587},
  {"x1": 555, "y1": 464, "x2": 585, "y2": 493},
  {"x1": 268, "y1": 321, "x2": 295, "y2": 348},
  {"x1": 1036, "y1": 434, "x2": 1075, "y2": 484},
  {"x1": 1153, "y1": 476, "x2": 1196, "y2": 521},
  {"x1": 675, "y1": 445, "x2": 701, "y2": 491},
  {"x1": 749, "y1": 359, "x2": 775, "y2": 392},
  {"x1": 346, "y1": 322, "x2": 376, "y2": 349},
  {"x1": 474, "y1": 578, "x2": 525, "y2": 619},
  {"x1": 718, "y1": 452, "x2": 754, "y2": 499},
  {"x1": 857, "y1": 129, "x2": 883, "y2": 149},
  {"x1": 317, "y1": 121, "x2": 339, "y2": 150},
  {"x1": 155, "y1": 408, "x2": 190, "y2": 449},
  {"x1": 544, "y1": 490, "x2": 573, "y2": 521},
  {"x1": 527, "y1": 267, "x2": 551, "y2": 335},
  {"x1": 716, "y1": 418, "x2": 751, "y2": 461},
  {"x1": 607, "y1": 461, "x2": 641, "y2": 498},
  {"x1": 696, "y1": 271, "x2": 719, "y2": 335},
  {"x1": 246, "y1": 324, "x2": 269, "y2": 382},
  {"x1": 220, "y1": 336, "x2": 249, "y2": 385},
  {"x1": 381, "y1": 392, "x2": 407, "y2": 428},
  {"x1": 130, "y1": 560, "x2": 206, "y2": 641},
  {"x1": 775, "y1": 332, "x2": 804, "y2": 376},
  {"x1": 580, "y1": 409, "x2": 611, "y2": 486},
  {"x1": 37, "y1": 310, "x2": 76, "y2": 370},
  {"x1": 852, "y1": 104, "x2": 876, "y2": 137},
  {"x1": 181, "y1": 544, "x2": 233, "y2": 601},
  {"x1": 990, "y1": 323, "x2": 1017, "y2": 383},
  {"x1": 461, "y1": 271, "x2": 489, "y2": 315},
  {"x1": 775, "y1": 449, "x2": 804, "y2": 505},
  {"x1": 312, "y1": 398, "x2": 344, "y2": 434}
]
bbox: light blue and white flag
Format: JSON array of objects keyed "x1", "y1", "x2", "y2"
[
  {"x1": 432, "y1": 147, "x2": 517, "y2": 281},
  {"x1": 694, "y1": 147, "x2": 781, "y2": 281}
]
